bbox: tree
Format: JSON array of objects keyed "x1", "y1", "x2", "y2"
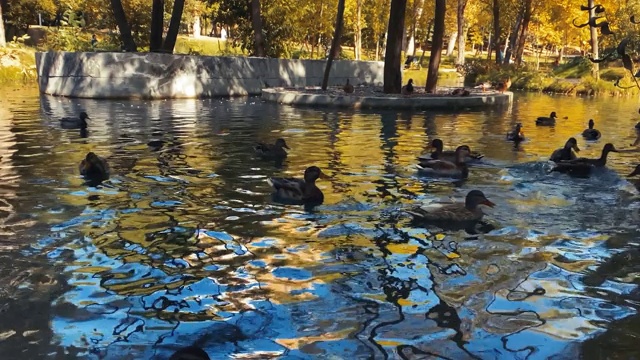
[
  {"x1": 322, "y1": 0, "x2": 346, "y2": 90},
  {"x1": 150, "y1": 0, "x2": 164, "y2": 52},
  {"x1": 162, "y1": 0, "x2": 185, "y2": 52},
  {"x1": 588, "y1": 0, "x2": 599, "y2": 80},
  {"x1": 492, "y1": 0, "x2": 500, "y2": 64},
  {"x1": 110, "y1": 0, "x2": 137, "y2": 51},
  {"x1": 250, "y1": 0, "x2": 266, "y2": 57},
  {"x1": 455, "y1": 0, "x2": 468, "y2": 64},
  {"x1": 0, "y1": 1, "x2": 5, "y2": 47},
  {"x1": 426, "y1": 0, "x2": 445, "y2": 92},
  {"x1": 514, "y1": 0, "x2": 533, "y2": 65},
  {"x1": 383, "y1": 0, "x2": 407, "y2": 94}
]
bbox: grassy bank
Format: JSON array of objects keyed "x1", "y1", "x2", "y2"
[
  {"x1": 466, "y1": 57, "x2": 639, "y2": 97},
  {"x1": 0, "y1": 46, "x2": 37, "y2": 84}
]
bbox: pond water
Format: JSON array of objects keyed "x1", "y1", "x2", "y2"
[{"x1": 0, "y1": 86, "x2": 639, "y2": 360}]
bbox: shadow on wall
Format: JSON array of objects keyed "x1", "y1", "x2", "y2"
[{"x1": 35, "y1": 51, "x2": 385, "y2": 100}]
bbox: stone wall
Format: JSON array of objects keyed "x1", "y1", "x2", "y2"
[{"x1": 35, "y1": 51, "x2": 384, "y2": 99}]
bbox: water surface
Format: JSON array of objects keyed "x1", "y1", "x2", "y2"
[{"x1": 0, "y1": 87, "x2": 639, "y2": 359}]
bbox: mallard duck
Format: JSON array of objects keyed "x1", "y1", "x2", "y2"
[
  {"x1": 451, "y1": 88, "x2": 470, "y2": 96},
  {"x1": 254, "y1": 138, "x2": 290, "y2": 159},
  {"x1": 582, "y1": 119, "x2": 601, "y2": 140},
  {"x1": 550, "y1": 143, "x2": 619, "y2": 177},
  {"x1": 536, "y1": 112, "x2": 558, "y2": 126},
  {"x1": 419, "y1": 139, "x2": 484, "y2": 163},
  {"x1": 79, "y1": 152, "x2": 110, "y2": 181},
  {"x1": 627, "y1": 164, "x2": 640, "y2": 191},
  {"x1": 60, "y1": 111, "x2": 90, "y2": 129},
  {"x1": 496, "y1": 78, "x2": 511, "y2": 93},
  {"x1": 267, "y1": 166, "x2": 327, "y2": 206},
  {"x1": 550, "y1": 137, "x2": 580, "y2": 162},
  {"x1": 401, "y1": 79, "x2": 414, "y2": 95},
  {"x1": 406, "y1": 190, "x2": 495, "y2": 229},
  {"x1": 343, "y1": 79, "x2": 354, "y2": 94},
  {"x1": 506, "y1": 123, "x2": 525, "y2": 142},
  {"x1": 474, "y1": 82, "x2": 491, "y2": 92},
  {"x1": 416, "y1": 145, "x2": 470, "y2": 179}
]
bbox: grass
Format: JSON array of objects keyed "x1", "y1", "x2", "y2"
[
  {"x1": 173, "y1": 36, "x2": 245, "y2": 56},
  {"x1": 0, "y1": 45, "x2": 37, "y2": 84}
]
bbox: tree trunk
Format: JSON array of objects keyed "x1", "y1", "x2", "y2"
[
  {"x1": 162, "y1": 0, "x2": 185, "y2": 53},
  {"x1": 150, "y1": 0, "x2": 164, "y2": 52},
  {"x1": 109, "y1": 0, "x2": 137, "y2": 51},
  {"x1": 486, "y1": 29, "x2": 492, "y2": 60},
  {"x1": 250, "y1": 0, "x2": 266, "y2": 57},
  {"x1": 492, "y1": 0, "x2": 500, "y2": 64},
  {"x1": 355, "y1": 0, "x2": 362, "y2": 60},
  {"x1": 446, "y1": 32, "x2": 457, "y2": 55},
  {"x1": 455, "y1": 0, "x2": 468, "y2": 65},
  {"x1": 588, "y1": 0, "x2": 599, "y2": 80},
  {"x1": 504, "y1": 13, "x2": 521, "y2": 65},
  {"x1": 383, "y1": 0, "x2": 408, "y2": 93},
  {"x1": 321, "y1": 0, "x2": 346, "y2": 90},
  {"x1": 426, "y1": 0, "x2": 445, "y2": 93},
  {"x1": 419, "y1": 20, "x2": 433, "y2": 64},
  {"x1": 515, "y1": 0, "x2": 532, "y2": 66},
  {"x1": 0, "y1": 2, "x2": 6, "y2": 48}
]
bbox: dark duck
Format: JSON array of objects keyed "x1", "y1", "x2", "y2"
[
  {"x1": 582, "y1": 119, "x2": 601, "y2": 140},
  {"x1": 550, "y1": 143, "x2": 619, "y2": 178},
  {"x1": 550, "y1": 137, "x2": 580, "y2": 162},
  {"x1": 401, "y1": 79, "x2": 414, "y2": 95},
  {"x1": 60, "y1": 111, "x2": 90, "y2": 129},
  {"x1": 419, "y1": 139, "x2": 484, "y2": 163},
  {"x1": 506, "y1": 123, "x2": 525, "y2": 142},
  {"x1": 267, "y1": 166, "x2": 328, "y2": 208},
  {"x1": 406, "y1": 190, "x2": 496, "y2": 231},
  {"x1": 416, "y1": 145, "x2": 471, "y2": 179},
  {"x1": 79, "y1": 152, "x2": 110, "y2": 182},
  {"x1": 254, "y1": 138, "x2": 290, "y2": 159}
]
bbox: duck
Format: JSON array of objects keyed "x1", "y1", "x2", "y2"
[
  {"x1": 506, "y1": 123, "x2": 525, "y2": 142},
  {"x1": 419, "y1": 139, "x2": 484, "y2": 163},
  {"x1": 550, "y1": 137, "x2": 580, "y2": 162},
  {"x1": 254, "y1": 138, "x2": 290, "y2": 159},
  {"x1": 343, "y1": 79, "x2": 354, "y2": 94},
  {"x1": 60, "y1": 111, "x2": 90, "y2": 129},
  {"x1": 416, "y1": 145, "x2": 470, "y2": 179},
  {"x1": 550, "y1": 143, "x2": 619, "y2": 177},
  {"x1": 79, "y1": 152, "x2": 110, "y2": 181},
  {"x1": 496, "y1": 78, "x2": 511, "y2": 93},
  {"x1": 582, "y1": 119, "x2": 601, "y2": 140},
  {"x1": 451, "y1": 88, "x2": 470, "y2": 96},
  {"x1": 474, "y1": 82, "x2": 491, "y2": 92},
  {"x1": 169, "y1": 346, "x2": 211, "y2": 360},
  {"x1": 406, "y1": 190, "x2": 496, "y2": 229},
  {"x1": 267, "y1": 166, "x2": 327, "y2": 207},
  {"x1": 536, "y1": 112, "x2": 559, "y2": 126},
  {"x1": 627, "y1": 164, "x2": 640, "y2": 191},
  {"x1": 401, "y1": 79, "x2": 414, "y2": 95}
]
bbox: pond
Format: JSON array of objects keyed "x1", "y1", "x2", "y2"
[{"x1": 0, "y1": 86, "x2": 639, "y2": 359}]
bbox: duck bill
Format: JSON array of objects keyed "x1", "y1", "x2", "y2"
[
  {"x1": 628, "y1": 169, "x2": 640, "y2": 177},
  {"x1": 284, "y1": 144, "x2": 290, "y2": 149},
  {"x1": 572, "y1": 144, "x2": 580, "y2": 152},
  {"x1": 482, "y1": 199, "x2": 496, "y2": 208},
  {"x1": 318, "y1": 171, "x2": 330, "y2": 179}
]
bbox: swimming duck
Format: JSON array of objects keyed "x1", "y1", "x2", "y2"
[
  {"x1": 536, "y1": 112, "x2": 558, "y2": 126},
  {"x1": 406, "y1": 190, "x2": 495, "y2": 228},
  {"x1": 169, "y1": 346, "x2": 211, "y2": 360},
  {"x1": 496, "y1": 78, "x2": 511, "y2": 93},
  {"x1": 401, "y1": 79, "x2": 414, "y2": 95},
  {"x1": 60, "y1": 111, "x2": 90, "y2": 129},
  {"x1": 550, "y1": 137, "x2": 580, "y2": 162},
  {"x1": 582, "y1": 119, "x2": 601, "y2": 140},
  {"x1": 550, "y1": 143, "x2": 619, "y2": 177},
  {"x1": 419, "y1": 139, "x2": 484, "y2": 163},
  {"x1": 267, "y1": 166, "x2": 327, "y2": 207},
  {"x1": 416, "y1": 145, "x2": 470, "y2": 179},
  {"x1": 254, "y1": 138, "x2": 290, "y2": 159},
  {"x1": 506, "y1": 123, "x2": 525, "y2": 142},
  {"x1": 627, "y1": 164, "x2": 640, "y2": 191},
  {"x1": 343, "y1": 79, "x2": 354, "y2": 94},
  {"x1": 79, "y1": 152, "x2": 110, "y2": 181}
]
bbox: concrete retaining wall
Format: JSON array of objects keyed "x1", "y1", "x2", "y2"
[{"x1": 35, "y1": 51, "x2": 384, "y2": 99}]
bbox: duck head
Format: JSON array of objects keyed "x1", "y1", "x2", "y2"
[
  {"x1": 275, "y1": 138, "x2": 290, "y2": 149},
  {"x1": 430, "y1": 139, "x2": 444, "y2": 152},
  {"x1": 85, "y1": 151, "x2": 98, "y2": 162},
  {"x1": 465, "y1": 190, "x2": 495, "y2": 210},
  {"x1": 550, "y1": 111, "x2": 557, "y2": 119},
  {"x1": 407, "y1": 79, "x2": 414, "y2": 85},
  {"x1": 628, "y1": 164, "x2": 640, "y2": 177},
  {"x1": 454, "y1": 145, "x2": 471, "y2": 163},
  {"x1": 602, "y1": 143, "x2": 619, "y2": 154},
  {"x1": 565, "y1": 137, "x2": 580, "y2": 152},
  {"x1": 79, "y1": 112, "x2": 90, "y2": 120},
  {"x1": 588, "y1": 119, "x2": 595, "y2": 129},
  {"x1": 304, "y1": 166, "x2": 328, "y2": 183}
]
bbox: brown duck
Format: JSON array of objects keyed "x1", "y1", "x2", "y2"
[
  {"x1": 416, "y1": 145, "x2": 470, "y2": 179},
  {"x1": 79, "y1": 152, "x2": 110, "y2": 181},
  {"x1": 267, "y1": 166, "x2": 328, "y2": 207},
  {"x1": 255, "y1": 138, "x2": 290, "y2": 159},
  {"x1": 406, "y1": 190, "x2": 496, "y2": 228},
  {"x1": 343, "y1": 79, "x2": 354, "y2": 94},
  {"x1": 401, "y1": 79, "x2": 414, "y2": 95},
  {"x1": 550, "y1": 143, "x2": 619, "y2": 177},
  {"x1": 550, "y1": 137, "x2": 580, "y2": 162},
  {"x1": 419, "y1": 139, "x2": 484, "y2": 163}
]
